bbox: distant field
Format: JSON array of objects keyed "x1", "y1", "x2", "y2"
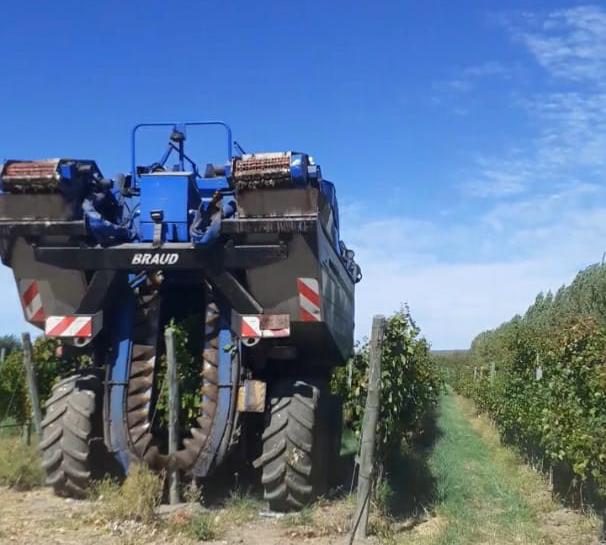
[{"x1": 431, "y1": 349, "x2": 469, "y2": 356}]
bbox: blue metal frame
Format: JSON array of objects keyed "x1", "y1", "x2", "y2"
[
  {"x1": 130, "y1": 121, "x2": 233, "y2": 185},
  {"x1": 106, "y1": 291, "x2": 136, "y2": 472}
]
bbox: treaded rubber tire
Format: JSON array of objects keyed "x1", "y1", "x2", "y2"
[
  {"x1": 39, "y1": 373, "x2": 100, "y2": 499},
  {"x1": 260, "y1": 380, "x2": 322, "y2": 512}
]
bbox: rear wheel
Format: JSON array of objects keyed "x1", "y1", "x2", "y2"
[
  {"x1": 259, "y1": 379, "x2": 330, "y2": 511},
  {"x1": 40, "y1": 373, "x2": 101, "y2": 498}
]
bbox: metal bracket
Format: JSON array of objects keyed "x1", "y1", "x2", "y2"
[
  {"x1": 237, "y1": 380, "x2": 266, "y2": 413},
  {"x1": 151, "y1": 210, "x2": 164, "y2": 248},
  {"x1": 207, "y1": 270, "x2": 263, "y2": 314},
  {"x1": 76, "y1": 270, "x2": 119, "y2": 314}
]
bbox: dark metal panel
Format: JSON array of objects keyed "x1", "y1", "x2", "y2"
[
  {"x1": 236, "y1": 187, "x2": 321, "y2": 218},
  {"x1": 0, "y1": 220, "x2": 87, "y2": 237},
  {"x1": 33, "y1": 242, "x2": 287, "y2": 271},
  {"x1": 244, "y1": 222, "x2": 355, "y2": 364},
  {"x1": 0, "y1": 194, "x2": 80, "y2": 221}
]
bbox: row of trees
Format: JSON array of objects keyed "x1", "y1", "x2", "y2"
[{"x1": 446, "y1": 264, "x2": 606, "y2": 504}]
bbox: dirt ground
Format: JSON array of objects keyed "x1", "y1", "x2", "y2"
[
  {"x1": 0, "y1": 393, "x2": 601, "y2": 545},
  {"x1": 0, "y1": 486, "x2": 376, "y2": 545},
  {"x1": 0, "y1": 485, "x2": 445, "y2": 545}
]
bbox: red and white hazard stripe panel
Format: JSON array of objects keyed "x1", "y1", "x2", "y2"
[
  {"x1": 240, "y1": 315, "x2": 290, "y2": 338},
  {"x1": 297, "y1": 277, "x2": 322, "y2": 322},
  {"x1": 45, "y1": 313, "x2": 102, "y2": 338},
  {"x1": 20, "y1": 280, "x2": 45, "y2": 324}
]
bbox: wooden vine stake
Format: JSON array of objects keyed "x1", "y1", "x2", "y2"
[
  {"x1": 22, "y1": 332, "x2": 42, "y2": 439},
  {"x1": 351, "y1": 315, "x2": 385, "y2": 542},
  {"x1": 165, "y1": 327, "x2": 181, "y2": 505}
]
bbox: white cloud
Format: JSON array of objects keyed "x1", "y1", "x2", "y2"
[
  {"x1": 481, "y1": 181, "x2": 604, "y2": 233},
  {"x1": 460, "y1": 6, "x2": 606, "y2": 199},
  {"x1": 509, "y1": 6, "x2": 606, "y2": 84},
  {"x1": 463, "y1": 61, "x2": 509, "y2": 79},
  {"x1": 444, "y1": 60, "x2": 510, "y2": 94},
  {"x1": 345, "y1": 197, "x2": 606, "y2": 348},
  {"x1": 461, "y1": 89, "x2": 606, "y2": 197},
  {"x1": 353, "y1": 256, "x2": 576, "y2": 350},
  {"x1": 344, "y1": 163, "x2": 606, "y2": 348},
  {"x1": 462, "y1": 155, "x2": 533, "y2": 198}
]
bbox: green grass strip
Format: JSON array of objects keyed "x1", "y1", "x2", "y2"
[{"x1": 422, "y1": 392, "x2": 542, "y2": 545}]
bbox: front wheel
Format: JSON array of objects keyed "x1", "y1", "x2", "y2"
[
  {"x1": 259, "y1": 379, "x2": 331, "y2": 511},
  {"x1": 39, "y1": 373, "x2": 102, "y2": 498}
]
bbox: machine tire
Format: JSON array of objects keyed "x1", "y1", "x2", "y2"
[
  {"x1": 39, "y1": 373, "x2": 101, "y2": 499},
  {"x1": 260, "y1": 380, "x2": 326, "y2": 511}
]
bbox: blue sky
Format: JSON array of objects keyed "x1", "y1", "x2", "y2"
[{"x1": 2, "y1": 1, "x2": 606, "y2": 348}]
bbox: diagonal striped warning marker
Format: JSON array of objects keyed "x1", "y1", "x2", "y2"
[{"x1": 297, "y1": 277, "x2": 322, "y2": 322}]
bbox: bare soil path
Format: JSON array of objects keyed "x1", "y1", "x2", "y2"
[{"x1": 0, "y1": 486, "x2": 356, "y2": 545}]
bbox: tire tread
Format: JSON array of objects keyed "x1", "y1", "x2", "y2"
[
  {"x1": 39, "y1": 373, "x2": 99, "y2": 499},
  {"x1": 260, "y1": 380, "x2": 323, "y2": 511}
]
